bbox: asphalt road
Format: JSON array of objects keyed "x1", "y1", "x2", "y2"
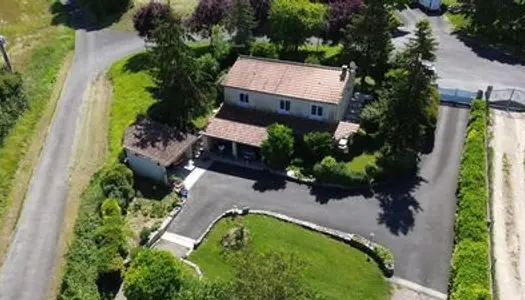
[
  {"x1": 0, "y1": 28, "x2": 144, "y2": 300},
  {"x1": 168, "y1": 105, "x2": 469, "y2": 293},
  {"x1": 396, "y1": 8, "x2": 525, "y2": 92}
]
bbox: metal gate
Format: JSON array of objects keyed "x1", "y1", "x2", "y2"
[
  {"x1": 439, "y1": 87, "x2": 477, "y2": 106},
  {"x1": 487, "y1": 88, "x2": 525, "y2": 111}
]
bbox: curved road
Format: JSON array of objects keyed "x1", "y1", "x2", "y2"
[
  {"x1": 1, "y1": 5, "x2": 523, "y2": 300},
  {"x1": 0, "y1": 26, "x2": 144, "y2": 300}
]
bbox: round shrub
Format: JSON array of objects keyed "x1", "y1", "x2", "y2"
[
  {"x1": 100, "y1": 163, "x2": 135, "y2": 208},
  {"x1": 101, "y1": 198, "x2": 122, "y2": 218},
  {"x1": 250, "y1": 41, "x2": 279, "y2": 59},
  {"x1": 221, "y1": 225, "x2": 250, "y2": 250}
]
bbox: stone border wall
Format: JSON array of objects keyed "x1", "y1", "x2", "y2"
[{"x1": 189, "y1": 207, "x2": 395, "y2": 277}]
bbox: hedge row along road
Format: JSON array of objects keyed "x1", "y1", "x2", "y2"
[
  {"x1": 449, "y1": 100, "x2": 491, "y2": 300},
  {"x1": 0, "y1": 20, "x2": 144, "y2": 300}
]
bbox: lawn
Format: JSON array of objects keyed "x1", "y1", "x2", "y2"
[
  {"x1": 107, "y1": 53, "x2": 156, "y2": 161},
  {"x1": 346, "y1": 152, "x2": 379, "y2": 173},
  {"x1": 107, "y1": 49, "x2": 213, "y2": 161},
  {"x1": 190, "y1": 215, "x2": 391, "y2": 300}
]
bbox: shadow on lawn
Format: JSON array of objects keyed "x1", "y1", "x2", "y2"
[{"x1": 123, "y1": 52, "x2": 151, "y2": 73}]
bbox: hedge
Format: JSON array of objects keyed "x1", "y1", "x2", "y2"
[
  {"x1": 449, "y1": 99, "x2": 491, "y2": 300},
  {"x1": 59, "y1": 173, "x2": 106, "y2": 300},
  {"x1": 313, "y1": 156, "x2": 368, "y2": 186}
]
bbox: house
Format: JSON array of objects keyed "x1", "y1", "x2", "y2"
[
  {"x1": 124, "y1": 118, "x2": 199, "y2": 184},
  {"x1": 203, "y1": 56, "x2": 361, "y2": 161}
]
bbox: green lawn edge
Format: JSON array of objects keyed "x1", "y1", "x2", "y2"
[
  {"x1": 190, "y1": 214, "x2": 391, "y2": 300},
  {"x1": 0, "y1": 26, "x2": 75, "y2": 222}
]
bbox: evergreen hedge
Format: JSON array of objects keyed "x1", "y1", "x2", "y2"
[{"x1": 449, "y1": 99, "x2": 491, "y2": 300}]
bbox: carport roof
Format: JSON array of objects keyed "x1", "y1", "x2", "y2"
[
  {"x1": 124, "y1": 118, "x2": 198, "y2": 167},
  {"x1": 204, "y1": 105, "x2": 359, "y2": 147}
]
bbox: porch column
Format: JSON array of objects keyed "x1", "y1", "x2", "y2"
[{"x1": 232, "y1": 141, "x2": 238, "y2": 158}]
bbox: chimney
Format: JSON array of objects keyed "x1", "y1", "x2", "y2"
[{"x1": 340, "y1": 65, "x2": 348, "y2": 81}]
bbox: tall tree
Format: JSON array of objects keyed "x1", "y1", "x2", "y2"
[
  {"x1": 227, "y1": 0, "x2": 257, "y2": 48},
  {"x1": 342, "y1": 0, "x2": 393, "y2": 83},
  {"x1": 124, "y1": 249, "x2": 182, "y2": 300},
  {"x1": 324, "y1": 0, "x2": 362, "y2": 43},
  {"x1": 249, "y1": 0, "x2": 271, "y2": 23},
  {"x1": 0, "y1": 71, "x2": 28, "y2": 146},
  {"x1": 148, "y1": 20, "x2": 213, "y2": 128},
  {"x1": 133, "y1": 2, "x2": 173, "y2": 38},
  {"x1": 268, "y1": 0, "x2": 327, "y2": 51},
  {"x1": 376, "y1": 56, "x2": 433, "y2": 172},
  {"x1": 405, "y1": 19, "x2": 438, "y2": 62},
  {"x1": 190, "y1": 0, "x2": 232, "y2": 37}
]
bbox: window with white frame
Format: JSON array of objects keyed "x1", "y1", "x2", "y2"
[
  {"x1": 311, "y1": 105, "x2": 323, "y2": 117},
  {"x1": 239, "y1": 93, "x2": 249, "y2": 104},
  {"x1": 279, "y1": 100, "x2": 290, "y2": 113}
]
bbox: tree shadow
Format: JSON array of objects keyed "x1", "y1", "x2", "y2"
[
  {"x1": 50, "y1": 0, "x2": 130, "y2": 31},
  {"x1": 133, "y1": 175, "x2": 172, "y2": 200},
  {"x1": 252, "y1": 175, "x2": 287, "y2": 192},
  {"x1": 309, "y1": 184, "x2": 374, "y2": 205},
  {"x1": 123, "y1": 52, "x2": 151, "y2": 73},
  {"x1": 374, "y1": 176, "x2": 424, "y2": 235},
  {"x1": 454, "y1": 32, "x2": 525, "y2": 66}
]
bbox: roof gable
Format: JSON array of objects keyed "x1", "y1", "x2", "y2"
[{"x1": 223, "y1": 56, "x2": 351, "y2": 104}]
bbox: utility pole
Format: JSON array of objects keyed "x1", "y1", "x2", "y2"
[{"x1": 0, "y1": 35, "x2": 12, "y2": 72}]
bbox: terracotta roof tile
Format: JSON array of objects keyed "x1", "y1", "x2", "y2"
[
  {"x1": 223, "y1": 56, "x2": 351, "y2": 104},
  {"x1": 204, "y1": 105, "x2": 359, "y2": 146},
  {"x1": 334, "y1": 121, "x2": 360, "y2": 140},
  {"x1": 124, "y1": 119, "x2": 198, "y2": 166}
]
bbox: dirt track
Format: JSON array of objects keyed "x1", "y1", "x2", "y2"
[{"x1": 491, "y1": 110, "x2": 525, "y2": 300}]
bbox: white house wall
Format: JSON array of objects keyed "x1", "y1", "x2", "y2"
[
  {"x1": 224, "y1": 86, "x2": 338, "y2": 122},
  {"x1": 336, "y1": 70, "x2": 357, "y2": 120},
  {"x1": 126, "y1": 149, "x2": 168, "y2": 184}
]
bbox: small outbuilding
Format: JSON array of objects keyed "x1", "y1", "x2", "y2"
[{"x1": 123, "y1": 118, "x2": 199, "y2": 184}]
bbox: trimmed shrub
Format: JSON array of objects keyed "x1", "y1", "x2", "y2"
[
  {"x1": 261, "y1": 123, "x2": 294, "y2": 169},
  {"x1": 313, "y1": 156, "x2": 367, "y2": 186},
  {"x1": 303, "y1": 131, "x2": 333, "y2": 164},
  {"x1": 250, "y1": 41, "x2": 279, "y2": 59},
  {"x1": 359, "y1": 100, "x2": 383, "y2": 134},
  {"x1": 59, "y1": 174, "x2": 106, "y2": 299},
  {"x1": 449, "y1": 99, "x2": 490, "y2": 300},
  {"x1": 101, "y1": 198, "x2": 122, "y2": 218},
  {"x1": 100, "y1": 163, "x2": 134, "y2": 208}
]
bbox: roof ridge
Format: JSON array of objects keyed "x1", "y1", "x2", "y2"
[{"x1": 239, "y1": 55, "x2": 344, "y2": 71}]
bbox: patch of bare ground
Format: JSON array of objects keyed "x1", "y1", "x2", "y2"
[
  {"x1": 491, "y1": 110, "x2": 525, "y2": 300},
  {"x1": 45, "y1": 73, "x2": 112, "y2": 300},
  {"x1": 0, "y1": 52, "x2": 74, "y2": 267}
]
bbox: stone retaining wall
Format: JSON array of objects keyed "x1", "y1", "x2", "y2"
[{"x1": 190, "y1": 207, "x2": 395, "y2": 277}]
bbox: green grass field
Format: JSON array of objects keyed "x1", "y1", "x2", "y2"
[
  {"x1": 0, "y1": 0, "x2": 75, "y2": 231},
  {"x1": 190, "y1": 215, "x2": 391, "y2": 300},
  {"x1": 346, "y1": 152, "x2": 378, "y2": 173},
  {"x1": 107, "y1": 53, "x2": 156, "y2": 161}
]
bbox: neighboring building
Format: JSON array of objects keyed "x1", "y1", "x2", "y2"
[
  {"x1": 124, "y1": 118, "x2": 198, "y2": 184},
  {"x1": 203, "y1": 56, "x2": 361, "y2": 161}
]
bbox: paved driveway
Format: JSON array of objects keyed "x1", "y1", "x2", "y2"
[
  {"x1": 168, "y1": 105, "x2": 469, "y2": 293},
  {"x1": 395, "y1": 8, "x2": 525, "y2": 92},
  {"x1": 0, "y1": 28, "x2": 144, "y2": 300}
]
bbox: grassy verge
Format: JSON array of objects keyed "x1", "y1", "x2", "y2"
[
  {"x1": 449, "y1": 99, "x2": 491, "y2": 300},
  {"x1": 107, "y1": 53, "x2": 156, "y2": 161},
  {"x1": 0, "y1": 26, "x2": 75, "y2": 262},
  {"x1": 190, "y1": 215, "x2": 391, "y2": 300}
]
